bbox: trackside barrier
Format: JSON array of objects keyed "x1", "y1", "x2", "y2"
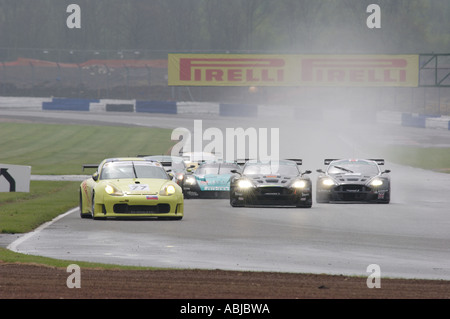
[
  {"x1": 0, "y1": 96, "x2": 52, "y2": 109},
  {"x1": 176, "y1": 101, "x2": 219, "y2": 115},
  {"x1": 106, "y1": 104, "x2": 134, "y2": 112},
  {"x1": 399, "y1": 112, "x2": 450, "y2": 130},
  {"x1": 376, "y1": 111, "x2": 403, "y2": 125},
  {"x1": 89, "y1": 99, "x2": 136, "y2": 112},
  {"x1": 135, "y1": 100, "x2": 177, "y2": 114},
  {"x1": 42, "y1": 98, "x2": 99, "y2": 111},
  {"x1": 219, "y1": 103, "x2": 258, "y2": 117},
  {"x1": 3, "y1": 96, "x2": 447, "y2": 130},
  {"x1": 425, "y1": 116, "x2": 450, "y2": 130},
  {"x1": 401, "y1": 113, "x2": 427, "y2": 128}
]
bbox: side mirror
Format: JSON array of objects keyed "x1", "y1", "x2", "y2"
[
  {"x1": 231, "y1": 169, "x2": 242, "y2": 176},
  {"x1": 92, "y1": 172, "x2": 99, "y2": 181},
  {"x1": 168, "y1": 172, "x2": 175, "y2": 179},
  {"x1": 301, "y1": 170, "x2": 312, "y2": 176},
  {"x1": 316, "y1": 169, "x2": 325, "y2": 173},
  {"x1": 382, "y1": 170, "x2": 391, "y2": 174}
]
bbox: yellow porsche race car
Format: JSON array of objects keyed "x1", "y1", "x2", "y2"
[{"x1": 79, "y1": 157, "x2": 184, "y2": 220}]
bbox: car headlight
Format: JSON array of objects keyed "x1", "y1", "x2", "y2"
[
  {"x1": 292, "y1": 180, "x2": 307, "y2": 188},
  {"x1": 185, "y1": 176, "x2": 196, "y2": 185},
  {"x1": 160, "y1": 184, "x2": 177, "y2": 196},
  {"x1": 105, "y1": 184, "x2": 123, "y2": 196},
  {"x1": 166, "y1": 185, "x2": 176, "y2": 194},
  {"x1": 238, "y1": 179, "x2": 253, "y2": 189},
  {"x1": 370, "y1": 179, "x2": 383, "y2": 187},
  {"x1": 322, "y1": 178, "x2": 335, "y2": 186}
]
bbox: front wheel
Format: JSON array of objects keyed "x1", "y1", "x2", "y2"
[
  {"x1": 297, "y1": 196, "x2": 312, "y2": 208},
  {"x1": 91, "y1": 192, "x2": 106, "y2": 220},
  {"x1": 79, "y1": 189, "x2": 91, "y2": 219},
  {"x1": 230, "y1": 189, "x2": 244, "y2": 207}
]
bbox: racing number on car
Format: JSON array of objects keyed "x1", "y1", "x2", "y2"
[{"x1": 129, "y1": 184, "x2": 150, "y2": 191}]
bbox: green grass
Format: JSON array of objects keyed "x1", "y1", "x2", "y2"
[
  {"x1": 0, "y1": 122, "x2": 176, "y2": 267},
  {"x1": 0, "y1": 247, "x2": 160, "y2": 270},
  {"x1": 375, "y1": 145, "x2": 450, "y2": 173},
  {"x1": 0, "y1": 122, "x2": 174, "y2": 175},
  {"x1": 0, "y1": 181, "x2": 80, "y2": 233}
]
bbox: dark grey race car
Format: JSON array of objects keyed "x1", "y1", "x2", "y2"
[
  {"x1": 229, "y1": 159, "x2": 312, "y2": 208},
  {"x1": 316, "y1": 159, "x2": 391, "y2": 203}
]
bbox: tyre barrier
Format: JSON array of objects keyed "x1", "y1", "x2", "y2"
[
  {"x1": 42, "y1": 98, "x2": 99, "y2": 111},
  {"x1": 135, "y1": 100, "x2": 177, "y2": 114},
  {"x1": 401, "y1": 113, "x2": 450, "y2": 129},
  {"x1": 105, "y1": 104, "x2": 134, "y2": 112},
  {"x1": 219, "y1": 103, "x2": 258, "y2": 117},
  {"x1": 2, "y1": 96, "x2": 450, "y2": 130}
]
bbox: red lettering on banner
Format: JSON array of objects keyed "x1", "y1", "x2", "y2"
[
  {"x1": 349, "y1": 69, "x2": 365, "y2": 82},
  {"x1": 246, "y1": 69, "x2": 259, "y2": 82},
  {"x1": 228, "y1": 69, "x2": 242, "y2": 81},
  {"x1": 194, "y1": 69, "x2": 201, "y2": 81},
  {"x1": 368, "y1": 69, "x2": 380, "y2": 82},
  {"x1": 206, "y1": 69, "x2": 223, "y2": 81},
  {"x1": 328, "y1": 70, "x2": 345, "y2": 82},
  {"x1": 399, "y1": 70, "x2": 406, "y2": 82},
  {"x1": 301, "y1": 58, "x2": 409, "y2": 84},
  {"x1": 384, "y1": 70, "x2": 395, "y2": 82},
  {"x1": 178, "y1": 58, "x2": 285, "y2": 83}
]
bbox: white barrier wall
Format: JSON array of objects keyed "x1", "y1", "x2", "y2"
[{"x1": 1, "y1": 96, "x2": 449, "y2": 130}]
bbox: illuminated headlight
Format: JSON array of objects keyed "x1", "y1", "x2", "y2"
[
  {"x1": 322, "y1": 178, "x2": 335, "y2": 186},
  {"x1": 238, "y1": 180, "x2": 253, "y2": 189},
  {"x1": 292, "y1": 180, "x2": 307, "y2": 188},
  {"x1": 176, "y1": 174, "x2": 184, "y2": 181},
  {"x1": 185, "y1": 176, "x2": 196, "y2": 185},
  {"x1": 104, "y1": 184, "x2": 123, "y2": 196},
  {"x1": 166, "y1": 185, "x2": 176, "y2": 194},
  {"x1": 370, "y1": 179, "x2": 383, "y2": 187},
  {"x1": 161, "y1": 184, "x2": 177, "y2": 195}
]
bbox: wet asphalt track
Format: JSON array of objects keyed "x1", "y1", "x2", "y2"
[{"x1": 3, "y1": 108, "x2": 450, "y2": 280}]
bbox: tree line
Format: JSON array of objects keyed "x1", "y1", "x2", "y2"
[{"x1": 0, "y1": 0, "x2": 449, "y2": 62}]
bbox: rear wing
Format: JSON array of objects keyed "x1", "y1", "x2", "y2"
[
  {"x1": 82, "y1": 164, "x2": 98, "y2": 171},
  {"x1": 159, "y1": 161, "x2": 174, "y2": 167},
  {"x1": 235, "y1": 158, "x2": 250, "y2": 166},
  {"x1": 323, "y1": 158, "x2": 384, "y2": 165},
  {"x1": 369, "y1": 159, "x2": 385, "y2": 165},
  {"x1": 285, "y1": 158, "x2": 302, "y2": 165},
  {"x1": 324, "y1": 159, "x2": 339, "y2": 165}
]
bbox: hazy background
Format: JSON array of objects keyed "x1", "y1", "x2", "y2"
[
  {"x1": 0, "y1": 0, "x2": 449, "y2": 114},
  {"x1": 1, "y1": 0, "x2": 450, "y2": 56}
]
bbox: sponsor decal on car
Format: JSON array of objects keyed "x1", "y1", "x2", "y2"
[{"x1": 129, "y1": 184, "x2": 150, "y2": 191}]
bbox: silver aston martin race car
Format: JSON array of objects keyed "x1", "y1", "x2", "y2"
[{"x1": 316, "y1": 158, "x2": 391, "y2": 203}]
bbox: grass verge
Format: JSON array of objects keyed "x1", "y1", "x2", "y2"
[
  {"x1": 375, "y1": 145, "x2": 450, "y2": 173},
  {"x1": 0, "y1": 247, "x2": 159, "y2": 270},
  {"x1": 0, "y1": 122, "x2": 174, "y2": 175},
  {"x1": 0, "y1": 181, "x2": 80, "y2": 233},
  {"x1": 0, "y1": 121, "x2": 175, "y2": 267}
]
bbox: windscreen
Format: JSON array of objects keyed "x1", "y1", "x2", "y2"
[
  {"x1": 243, "y1": 163, "x2": 299, "y2": 176},
  {"x1": 100, "y1": 162, "x2": 169, "y2": 180},
  {"x1": 195, "y1": 164, "x2": 240, "y2": 175},
  {"x1": 327, "y1": 160, "x2": 380, "y2": 175}
]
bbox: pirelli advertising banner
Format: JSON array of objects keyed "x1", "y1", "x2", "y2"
[{"x1": 168, "y1": 54, "x2": 419, "y2": 87}]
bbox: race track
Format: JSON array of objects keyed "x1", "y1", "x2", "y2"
[{"x1": 4, "y1": 107, "x2": 450, "y2": 280}]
